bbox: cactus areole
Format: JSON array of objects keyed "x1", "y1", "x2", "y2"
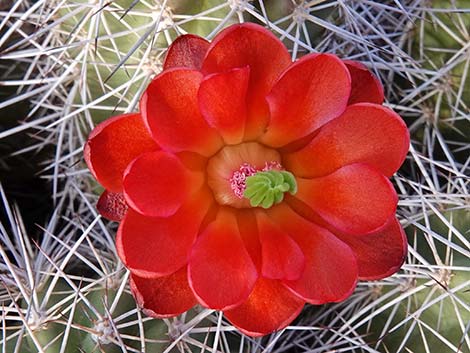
[{"x1": 84, "y1": 23, "x2": 410, "y2": 337}]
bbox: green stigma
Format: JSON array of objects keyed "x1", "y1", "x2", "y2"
[{"x1": 243, "y1": 170, "x2": 298, "y2": 209}]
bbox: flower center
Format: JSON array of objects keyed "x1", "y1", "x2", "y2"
[
  {"x1": 229, "y1": 161, "x2": 283, "y2": 199},
  {"x1": 207, "y1": 142, "x2": 290, "y2": 208}
]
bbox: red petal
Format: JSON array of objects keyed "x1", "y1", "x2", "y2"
[
  {"x1": 284, "y1": 103, "x2": 410, "y2": 178},
  {"x1": 198, "y1": 67, "x2": 250, "y2": 144},
  {"x1": 268, "y1": 204, "x2": 358, "y2": 304},
  {"x1": 141, "y1": 69, "x2": 223, "y2": 156},
  {"x1": 261, "y1": 54, "x2": 351, "y2": 147},
  {"x1": 188, "y1": 210, "x2": 258, "y2": 310},
  {"x1": 235, "y1": 209, "x2": 262, "y2": 271},
  {"x1": 84, "y1": 113, "x2": 159, "y2": 192},
  {"x1": 224, "y1": 278, "x2": 304, "y2": 337},
  {"x1": 335, "y1": 216, "x2": 408, "y2": 280},
  {"x1": 97, "y1": 190, "x2": 128, "y2": 221},
  {"x1": 256, "y1": 212, "x2": 305, "y2": 281},
  {"x1": 123, "y1": 151, "x2": 202, "y2": 217},
  {"x1": 344, "y1": 60, "x2": 384, "y2": 105},
  {"x1": 163, "y1": 34, "x2": 210, "y2": 70},
  {"x1": 202, "y1": 23, "x2": 291, "y2": 140},
  {"x1": 117, "y1": 188, "x2": 213, "y2": 277},
  {"x1": 130, "y1": 267, "x2": 196, "y2": 318},
  {"x1": 296, "y1": 164, "x2": 398, "y2": 235}
]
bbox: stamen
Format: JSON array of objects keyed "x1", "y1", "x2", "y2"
[
  {"x1": 230, "y1": 163, "x2": 257, "y2": 198},
  {"x1": 230, "y1": 161, "x2": 283, "y2": 199},
  {"x1": 262, "y1": 161, "x2": 283, "y2": 171}
]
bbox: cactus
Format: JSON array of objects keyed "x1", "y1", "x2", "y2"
[
  {"x1": 365, "y1": 207, "x2": 470, "y2": 353},
  {"x1": 1, "y1": 1, "x2": 469, "y2": 352},
  {"x1": 408, "y1": 0, "x2": 470, "y2": 153},
  {"x1": 55, "y1": 0, "x2": 232, "y2": 123}
]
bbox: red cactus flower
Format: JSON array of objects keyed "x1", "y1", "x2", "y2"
[{"x1": 84, "y1": 23, "x2": 409, "y2": 337}]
